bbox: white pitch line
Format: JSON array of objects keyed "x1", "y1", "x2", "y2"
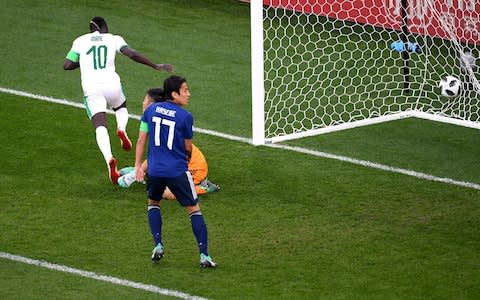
[
  {"x1": 1, "y1": 86, "x2": 479, "y2": 191},
  {"x1": 0, "y1": 252, "x2": 209, "y2": 300},
  {"x1": 267, "y1": 143, "x2": 480, "y2": 191},
  {"x1": 0, "y1": 87, "x2": 249, "y2": 144}
]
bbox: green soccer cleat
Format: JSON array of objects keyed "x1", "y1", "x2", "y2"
[
  {"x1": 119, "y1": 166, "x2": 135, "y2": 176},
  {"x1": 117, "y1": 169, "x2": 136, "y2": 188},
  {"x1": 199, "y1": 178, "x2": 221, "y2": 193},
  {"x1": 200, "y1": 253, "x2": 217, "y2": 268},
  {"x1": 151, "y1": 243, "x2": 164, "y2": 261},
  {"x1": 117, "y1": 175, "x2": 129, "y2": 188}
]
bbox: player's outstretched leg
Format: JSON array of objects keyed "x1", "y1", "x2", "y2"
[
  {"x1": 93, "y1": 122, "x2": 118, "y2": 184},
  {"x1": 114, "y1": 106, "x2": 131, "y2": 152}
]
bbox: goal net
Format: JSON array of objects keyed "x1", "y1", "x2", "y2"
[{"x1": 250, "y1": 0, "x2": 480, "y2": 145}]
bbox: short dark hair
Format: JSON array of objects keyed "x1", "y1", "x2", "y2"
[
  {"x1": 90, "y1": 16, "x2": 108, "y2": 33},
  {"x1": 163, "y1": 76, "x2": 187, "y2": 100},
  {"x1": 147, "y1": 88, "x2": 165, "y2": 102}
]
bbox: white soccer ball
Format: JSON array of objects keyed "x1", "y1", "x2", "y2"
[{"x1": 438, "y1": 76, "x2": 461, "y2": 97}]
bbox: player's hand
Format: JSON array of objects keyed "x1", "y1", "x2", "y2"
[
  {"x1": 154, "y1": 64, "x2": 174, "y2": 72},
  {"x1": 135, "y1": 166, "x2": 145, "y2": 182}
]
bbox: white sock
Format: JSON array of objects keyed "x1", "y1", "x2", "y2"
[
  {"x1": 115, "y1": 107, "x2": 129, "y2": 132},
  {"x1": 95, "y1": 126, "x2": 113, "y2": 163}
]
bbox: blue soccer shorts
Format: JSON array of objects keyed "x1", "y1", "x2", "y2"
[{"x1": 147, "y1": 171, "x2": 198, "y2": 206}]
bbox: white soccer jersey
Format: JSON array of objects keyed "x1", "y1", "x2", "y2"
[{"x1": 67, "y1": 31, "x2": 128, "y2": 89}]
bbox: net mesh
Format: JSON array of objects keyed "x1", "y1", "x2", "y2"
[{"x1": 262, "y1": 0, "x2": 480, "y2": 141}]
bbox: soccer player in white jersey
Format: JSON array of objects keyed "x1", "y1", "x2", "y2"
[{"x1": 63, "y1": 16, "x2": 173, "y2": 184}]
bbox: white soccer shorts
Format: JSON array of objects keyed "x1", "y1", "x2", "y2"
[{"x1": 83, "y1": 82, "x2": 126, "y2": 118}]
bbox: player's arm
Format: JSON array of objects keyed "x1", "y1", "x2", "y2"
[
  {"x1": 120, "y1": 46, "x2": 173, "y2": 72},
  {"x1": 135, "y1": 122, "x2": 149, "y2": 182},
  {"x1": 185, "y1": 139, "x2": 193, "y2": 162},
  {"x1": 63, "y1": 50, "x2": 80, "y2": 70}
]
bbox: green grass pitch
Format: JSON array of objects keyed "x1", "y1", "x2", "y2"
[{"x1": 1, "y1": 0, "x2": 479, "y2": 299}]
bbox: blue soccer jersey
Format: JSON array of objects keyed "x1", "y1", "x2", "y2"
[{"x1": 141, "y1": 101, "x2": 193, "y2": 177}]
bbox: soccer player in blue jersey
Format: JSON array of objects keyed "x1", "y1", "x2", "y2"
[
  {"x1": 134, "y1": 76, "x2": 216, "y2": 268},
  {"x1": 118, "y1": 88, "x2": 220, "y2": 197}
]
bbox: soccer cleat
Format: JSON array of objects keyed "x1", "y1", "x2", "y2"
[
  {"x1": 117, "y1": 175, "x2": 129, "y2": 188},
  {"x1": 116, "y1": 129, "x2": 132, "y2": 152},
  {"x1": 199, "y1": 253, "x2": 217, "y2": 268},
  {"x1": 199, "y1": 178, "x2": 221, "y2": 193},
  {"x1": 108, "y1": 157, "x2": 120, "y2": 184},
  {"x1": 119, "y1": 166, "x2": 135, "y2": 176},
  {"x1": 151, "y1": 243, "x2": 165, "y2": 261},
  {"x1": 118, "y1": 170, "x2": 136, "y2": 188}
]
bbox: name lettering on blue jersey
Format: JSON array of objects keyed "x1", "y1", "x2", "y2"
[
  {"x1": 91, "y1": 36, "x2": 103, "y2": 42},
  {"x1": 155, "y1": 106, "x2": 176, "y2": 117}
]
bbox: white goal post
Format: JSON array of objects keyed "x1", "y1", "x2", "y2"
[{"x1": 250, "y1": 0, "x2": 480, "y2": 145}]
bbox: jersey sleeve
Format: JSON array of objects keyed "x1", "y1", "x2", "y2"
[
  {"x1": 66, "y1": 38, "x2": 80, "y2": 62},
  {"x1": 114, "y1": 35, "x2": 128, "y2": 52},
  {"x1": 184, "y1": 112, "x2": 194, "y2": 139},
  {"x1": 66, "y1": 50, "x2": 79, "y2": 62},
  {"x1": 139, "y1": 121, "x2": 149, "y2": 133},
  {"x1": 140, "y1": 108, "x2": 150, "y2": 132}
]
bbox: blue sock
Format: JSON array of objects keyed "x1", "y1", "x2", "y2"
[
  {"x1": 148, "y1": 205, "x2": 162, "y2": 246},
  {"x1": 190, "y1": 211, "x2": 208, "y2": 256}
]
